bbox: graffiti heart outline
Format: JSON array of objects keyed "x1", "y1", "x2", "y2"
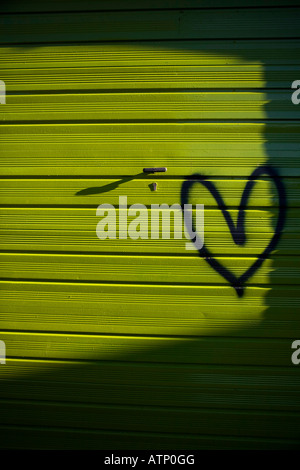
[{"x1": 181, "y1": 165, "x2": 287, "y2": 297}]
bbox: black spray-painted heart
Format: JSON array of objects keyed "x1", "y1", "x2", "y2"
[{"x1": 181, "y1": 165, "x2": 287, "y2": 297}]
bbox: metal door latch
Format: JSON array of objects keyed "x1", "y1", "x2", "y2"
[{"x1": 143, "y1": 167, "x2": 167, "y2": 173}]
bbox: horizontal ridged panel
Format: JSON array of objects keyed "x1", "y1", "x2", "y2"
[
  {"x1": 0, "y1": 329, "x2": 297, "y2": 364},
  {"x1": 1, "y1": 399, "x2": 300, "y2": 440},
  {"x1": 0, "y1": 231, "x2": 297, "y2": 255},
  {"x1": 0, "y1": 425, "x2": 298, "y2": 450},
  {"x1": 1, "y1": 8, "x2": 300, "y2": 44},
  {"x1": 1, "y1": 253, "x2": 299, "y2": 285},
  {"x1": 0, "y1": 282, "x2": 299, "y2": 337},
  {"x1": 1, "y1": 0, "x2": 298, "y2": 13},
  {"x1": 2, "y1": 66, "x2": 298, "y2": 92},
  {"x1": 2, "y1": 208, "x2": 296, "y2": 229},
  {"x1": 0, "y1": 178, "x2": 297, "y2": 207},
  {"x1": 1, "y1": 92, "x2": 298, "y2": 121},
  {"x1": 0, "y1": 206, "x2": 297, "y2": 229},
  {"x1": 1, "y1": 123, "x2": 299, "y2": 176},
  {"x1": 1, "y1": 40, "x2": 299, "y2": 69},
  {"x1": 3, "y1": 359, "x2": 300, "y2": 390},
  {"x1": 2, "y1": 380, "x2": 299, "y2": 412},
  {"x1": 0, "y1": 206, "x2": 298, "y2": 255},
  {"x1": 3, "y1": 122, "x2": 299, "y2": 143},
  {"x1": 2, "y1": 359, "x2": 300, "y2": 411}
]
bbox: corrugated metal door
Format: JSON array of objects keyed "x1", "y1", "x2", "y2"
[{"x1": 0, "y1": 0, "x2": 300, "y2": 449}]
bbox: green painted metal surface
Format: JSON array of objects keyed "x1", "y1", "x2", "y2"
[{"x1": 0, "y1": 0, "x2": 299, "y2": 450}]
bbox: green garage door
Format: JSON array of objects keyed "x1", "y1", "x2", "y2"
[{"x1": 0, "y1": 0, "x2": 300, "y2": 449}]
